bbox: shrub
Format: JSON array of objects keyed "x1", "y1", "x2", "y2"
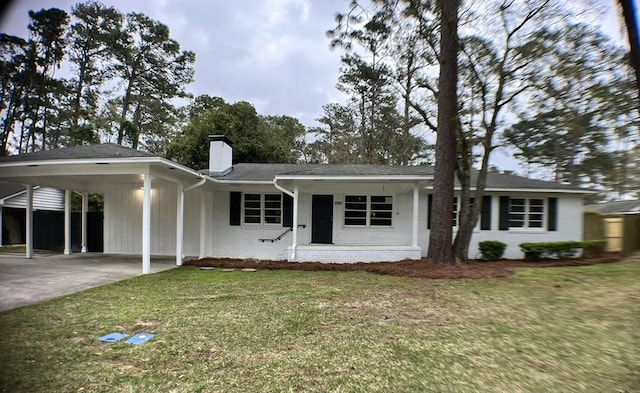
[
  {"x1": 582, "y1": 240, "x2": 607, "y2": 257},
  {"x1": 519, "y1": 241, "x2": 583, "y2": 260},
  {"x1": 478, "y1": 240, "x2": 507, "y2": 260}
]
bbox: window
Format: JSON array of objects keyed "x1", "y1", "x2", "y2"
[
  {"x1": 509, "y1": 198, "x2": 544, "y2": 228},
  {"x1": 243, "y1": 193, "x2": 282, "y2": 225},
  {"x1": 345, "y1": 195, "x2": 367, "y2": 226},
  {"x1": 344, "y1": 195, "x2": 393, "y2": 226},
  {"x1": 452, "y1": 197, "x2": 458, "y2": 226},
  {"x1": 452, "y1": 197, "x2": 475, "y2": 227}
]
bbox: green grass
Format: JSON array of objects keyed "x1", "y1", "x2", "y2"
[{"x1": 1, "y1": 256, "x2": 639, "y2": 392}]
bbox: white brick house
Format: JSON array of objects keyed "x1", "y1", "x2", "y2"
[{"x1": 0, "y1": 136, "x2": 590, "y2": 272}]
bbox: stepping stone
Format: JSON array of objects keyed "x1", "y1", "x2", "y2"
[
  {"x1": 219, "y1": 268, "x2": 236, "y2": 272},
  {"x1": 242, "y1": 268, "x2": 257, "y2": 272}
]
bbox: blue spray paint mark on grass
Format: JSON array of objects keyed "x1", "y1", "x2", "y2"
[
  {"x1": 125, "y1": 333, "x2": 155, "y2": 345},
  {"x1": 98, "y1": 332, "x2": 128, "y2": 343}
]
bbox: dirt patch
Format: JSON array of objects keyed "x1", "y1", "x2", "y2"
[{"x1": 183, "y1": 253, "x2": 628, "y2": 279}]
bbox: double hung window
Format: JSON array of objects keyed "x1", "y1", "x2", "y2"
[
  {"x1": 344, "y1": 195, "x2": 393, "y2": 227},
  {"x1": 243, "y1": 194, "x2": 282, "y2": 225},
  {"x1": 509, "y1": 198, "x2": 544, "y2": 228}
]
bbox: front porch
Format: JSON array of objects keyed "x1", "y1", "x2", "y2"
[{"x1": 288, "y1": 244, "x2": 422, "y2": 263}]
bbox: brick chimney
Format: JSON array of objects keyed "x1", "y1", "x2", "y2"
[{"x1": 208, "y1": 135, "x2": 233, "y2": 175}]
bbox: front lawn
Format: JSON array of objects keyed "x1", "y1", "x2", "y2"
[{"x1": 0, "y1": 256, "x2": 638, "y2": 392}]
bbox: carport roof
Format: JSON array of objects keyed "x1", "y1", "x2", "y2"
[
  {"x1": 0, "y1": 143, "x2": 204, "y2": 191},
  {"x1": 0, "y1": 143, "x2": 154, "y2": 162}
]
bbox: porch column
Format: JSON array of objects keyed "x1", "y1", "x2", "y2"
[
  {"x1": 25, "y1": 185, "x2": 33, "y2": 259},
  {"x1": 81, "y1": 192, "x2": 88, "y2": 253},
  {"x1": 199, "y1": 191, "x2": 206, "y2": 259},
  {"x1": 142, "y1": 174, "x2": 152, "y2": 274},
  {"x1": 291, "y1": 184, "x2": 299, "y2": 259},
  {"x1": 412, "y1": 184, "x2": 419, "y2": 247},
  {"x1": 64, "y1": 189, "x2": 72, "y2": 255},
  {"x1": 176, "y1": 183, "x2": 184, "y2": 266}
]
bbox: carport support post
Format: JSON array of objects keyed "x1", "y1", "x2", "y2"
[
  {"x1": 176, "y1": 183, "x2": 184, "y2": 266},
  {"x1": 81, "y1": 192, "x2": 88, "y2": 253},
  {"x1": 25, "y1": 185, "x2": 33, "y2": 259},
  {"x1": 64, "y1": 189, "x2": 71, "y2": 255},
  {"x1": 412, "y1": 184, "x2": 419, "y2": 248},
  {"x1": 142, "y1": 174, "x2": 152, "y2": 274}
]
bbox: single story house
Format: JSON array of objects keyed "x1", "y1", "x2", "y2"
[
  {"x1": 0, "y1": 181, "x2": 64, "y2": 247},
  {"x1": 0, "y1": 136, "x2": 590, "y2": 273}
]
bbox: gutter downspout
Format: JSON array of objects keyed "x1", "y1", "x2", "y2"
[{"x1": 273, "y1": 179, "x2": 298, "y2": 260}]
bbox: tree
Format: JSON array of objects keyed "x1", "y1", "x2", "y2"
[
  {"x1": 0, "y1": 34, "x2": 29, "y2": 155},
  {"x1": 65, "y1": 1, "x2": 123, "y2": 146},
  {"x1": 166, "y1": 96, "x2": 304, "y2": 169},
  {"x1": 326, "y1": 2, "x2": 426, "y2": 165},
  {"x1": 22, "y1": 8, "x2": 69, "y2": 152},
  {"x1": 504, "y1": 23, "x2": 639, "y2": 199},
  {"x1": 427, "y1": 0, "x2": 458, "y2": 264},
  {"x1": 110, "y1": 12, "x2": 195, "y2": 150}
]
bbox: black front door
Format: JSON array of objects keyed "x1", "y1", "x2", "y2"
[{"x1": 312, "y1": 195, "x2": 333, "y2": 244}]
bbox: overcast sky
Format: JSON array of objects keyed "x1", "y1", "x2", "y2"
[
  {"x1": 0, "y1": 0, "x2": 347, "y2": 127},
  {"x1": 0, "y1": 0, "x2": 631, "y2": 171}
]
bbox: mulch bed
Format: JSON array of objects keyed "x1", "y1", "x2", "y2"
[{"x1": 183, "y1": 253, "x2": 629, "y2": 279}]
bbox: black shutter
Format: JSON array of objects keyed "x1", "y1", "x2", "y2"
[
  {"x1": 480, "y1": 195, "x2": 492, "y2": 230},
  {"x1": 283, "y1": 194, "x2": 293, "y2": 227},
  {"x1": 499, "y1": 196, "x2": 509, "y2": 230},
  {"x1": 427, "y1": 194, "x2": 433, "y2": 229},
  {"x1": 229, "y1": 192, "x2": 241, "y2": 226},
  {"x1": 548, "y1": 197, "x2": 558, "y2": 231}
]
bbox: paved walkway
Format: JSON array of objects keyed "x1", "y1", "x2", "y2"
[{"x1": 0, "y1": 253, "x2": 176, "y2": 312}]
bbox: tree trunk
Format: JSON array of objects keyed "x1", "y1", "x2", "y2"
[
  {"x1": 117, "y1": 78, "x2": 134, "y2": 145},
  {"x1": 427, "y1": 0, "x2": 458, "y2": 264}
]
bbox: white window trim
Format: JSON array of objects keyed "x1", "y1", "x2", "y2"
[
  {"x1": 508, "y1": 197, "x2": 546, "y2": 231},
  {"x1": 344, "y1": 195, "x2": 394, "y2": 228},
  {"x1": 242, "y1": 193, "x2": 283, "y2": 226}
]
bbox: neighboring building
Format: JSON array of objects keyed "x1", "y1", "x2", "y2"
[
  {"x1": 584, "y1": 200, "x2": 640, "y2": 215},
  {"x1": 0, "y1": 181, "x2": 64, "y2": 247},
  {"x1": 0, "y1": 138, "x2": 591, "y2": 272}
]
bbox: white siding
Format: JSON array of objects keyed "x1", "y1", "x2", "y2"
[
  {"x1": 101, "y1": 180, "x2": 584, "y2": 262},
  {"x1": 209, "y1": 184, "x2": 427, "y2": 262},
  {"x1": 104, "y1": 182, "x2": 205, "y2": 257},
  {"x1": 3, "y1": 187, "x2": 64, "y2": 211},
  {"x1": 426, "y1": 193, "x2": 585, "y2": 259},
  {"x1": 211, "y1": 188, "x2": 293, "y2": 260}
]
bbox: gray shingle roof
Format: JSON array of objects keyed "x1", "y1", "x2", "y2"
[
  {"x1": 210, "y1": 163, "x2": 587, "y2": 191},
  {"x1": 584, "y1": 200, "x2": 640, "y2": 214},
  {"x1": 0, "y1": 143, "x2": 155, "y2": 162},
  {"x1": 0, "y1": 180, "x2": 26, "y2": 199},
  {"x1": 209, "y1": 163, "x2": 434, "y2": 181}
]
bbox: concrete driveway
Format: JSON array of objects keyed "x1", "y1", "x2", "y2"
[{"x1": 0, "y1": 253, "x2": 176, "y2": 312}]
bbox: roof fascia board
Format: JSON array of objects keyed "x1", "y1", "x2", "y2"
[
  {"x1": 211, "y1": 179, "x2": 275, "y2": 185},
  {"x1": 274, "y1": 175, "x2": 430, "y2": 181},
  {"x1": 422, "y1": 186, "x2": 592, "y2": 194}
]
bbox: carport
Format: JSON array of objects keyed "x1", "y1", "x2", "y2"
[{"x1": 0, "y1": 144, "x2": 209, "y2": 274}]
